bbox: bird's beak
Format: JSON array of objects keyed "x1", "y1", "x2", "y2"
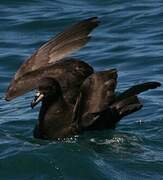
[{"x1": 31, "y1": 91, "x2": 44, "y2": 109}]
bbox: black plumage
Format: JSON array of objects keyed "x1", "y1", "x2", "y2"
[{"x1": 31, "y1": 72, "x2": 160, "y2": 139}]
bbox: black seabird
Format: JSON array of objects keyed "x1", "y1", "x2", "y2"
[{"x1": 5, "y1": 17, "x2": 161, "y2": 140}]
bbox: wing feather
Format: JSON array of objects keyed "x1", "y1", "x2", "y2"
[{"x1": 14, "y1": 17, "x2": 99, "y2": 80}]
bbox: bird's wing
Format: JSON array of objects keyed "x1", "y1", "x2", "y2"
[
  {"x1": 72, "y1": 69, "x2": 118, "y2": 128},
  {"x1": 14, "y1": 17, "x2": 100, "y2": 80},
  {"x1": 5, "y1": 58, "x2": 93, "y2": 101}
]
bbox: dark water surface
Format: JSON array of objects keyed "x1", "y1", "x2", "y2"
[{"x1": 0, "y1": 0, "x2": 163, "y2": 179}]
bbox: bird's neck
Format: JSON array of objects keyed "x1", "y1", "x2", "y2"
[
  {"x1": 35, "y1": 94, "x2": 75, "y2": 139},
  {"x1": 39, "y1": 94, "x2": 65, "y2": 121}
]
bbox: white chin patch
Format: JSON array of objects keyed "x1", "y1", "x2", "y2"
[{"x1": 36, "y1": 91, "x2": 41, "y2": 97}]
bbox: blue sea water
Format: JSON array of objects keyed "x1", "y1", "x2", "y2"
[{"x1": 0, "y1": 0, "x2": 163, "y2": 179}]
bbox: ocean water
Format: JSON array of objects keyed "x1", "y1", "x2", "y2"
[{"x1": 0, "y1": 0, "x2": 163, "y2": 179}]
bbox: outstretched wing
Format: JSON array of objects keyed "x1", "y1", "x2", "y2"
[
  {"x1": 72, "y1": 69, "x2": 118, "y2": 128},
  {"x1": 110, "y1": 81, "x2": 161, "y2": 119},
  {"x1": 14, "y1": 17, "x2": 100, "y2": 80},
  {"x1": 5, "y1": 58, "x2": 93, "y2": 101}
]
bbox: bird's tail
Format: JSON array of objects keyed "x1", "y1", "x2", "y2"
[{"x1": 111, "y1": 82, "x2": 161, "y2": 120}]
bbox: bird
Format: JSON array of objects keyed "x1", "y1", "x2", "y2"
[
  {"x1": 5, "y1": 17, "x2": 161, "y2": 140},
  {"x1": 30, "y1": 69, "x2": 160, "y2": 139}
]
